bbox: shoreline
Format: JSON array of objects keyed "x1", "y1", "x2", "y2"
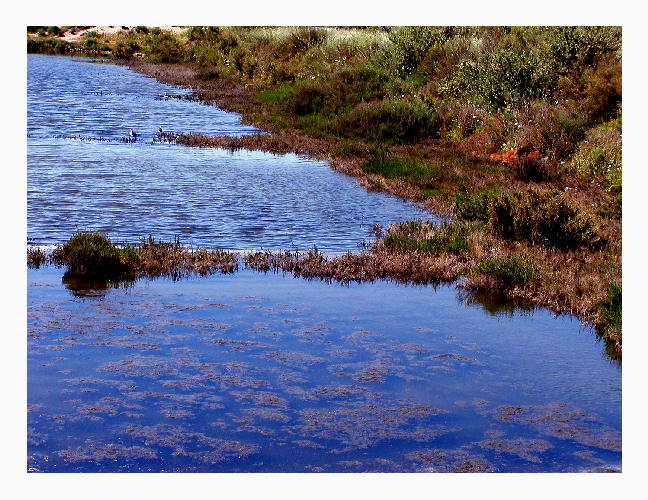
[
  {"x1": 26, "y1": 29, "x2": 621, "y2": 355},
  {"x1": 125, "y1": 60, "x2": 621, "y2": 357}
]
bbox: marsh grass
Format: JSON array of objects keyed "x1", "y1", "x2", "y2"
[
  {"x1": 27, "y1": 248, "x2": 48, "y2": 268},
  {"x1": 455, "y1": 189, "x2": 500, "y2": 222},
  {"x1": 474, "y1": 257, "x2": 539, "y2": 289},
  {"x1": 382, "y1": 221, "x2": 471, "y2": 255},
  {"x1": 51, "y1": 232, "x2": 130, "y2": 279},
  {"x1": 363, "y1": 157, "x2": 459, "y2": 191},
  {"x1": 598, "y1": 282, "x2": 622, "y2": 336},
  {"x1": 49, "y1": 232, "x2": 238, "y2": 280}
]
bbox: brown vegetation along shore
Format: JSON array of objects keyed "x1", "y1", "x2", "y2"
[
  {"x1": 28, "y1": 226, "x2": 621, "y2": 358},
  {"x1": 27, "y1": 27, "x2": 622, "y2": 356}
]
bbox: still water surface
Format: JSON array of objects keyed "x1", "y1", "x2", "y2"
[{"x1": 27, "y1": 54, "x2": 621, "y2": 473}]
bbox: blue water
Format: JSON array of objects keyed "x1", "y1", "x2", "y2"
[
  {"x1": 26, "y1": 54, "x2": 621, "y2": 473},
  {"x1": 27, "y1": 54, "x2": 432, "y2": 250},
  {"x1": 28, "y1": 267, "x2": 621, "y2": 472}
]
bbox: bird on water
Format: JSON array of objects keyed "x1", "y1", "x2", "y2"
[{"x1": 128, "y1": 128, "x2": 138, "y2": 138}]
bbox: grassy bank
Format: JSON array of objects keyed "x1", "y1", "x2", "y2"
[{"x1": 27, "y1": 26, "x2": 622, "y2": 356}]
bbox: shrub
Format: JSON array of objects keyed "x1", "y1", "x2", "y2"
[
  {"x1": 489, "y1": 190, "x2": 602, "y2": 250},
  {"x1": 474, "y1": 257, "x2": 539, "y2": 288},
  {"x1": 143, "y1": 32, "x2": 183, "y2": 63},
  {"x1": 288, "y1": 82, "x2": 329, "y2": 115},
  {"x1": 84, "y1": 37, "x2": 100, "y2": 50},
  {"x1": 388, "y1": 27, "x2": 444, "y2": 77},
  {"x1": 51, "y1": 232, "x2": 130, "y2": 279},
  {"x1": 443, "y1": 49, "x2": 556, "y2": 111},
  {"x1": 542, "y1": 26, "x2": 621, "y2": 73},
  {"x1": 277, "y1": 27, "x2": 327, "y2": 56},
  {"x1": 27, "y1": 37, "x2": 70, "y2": 54},
  {"x1": 515, "y1": 103, "x2": 588, "y2": 161},
  {"x1": 577, "y1": 58, "x2": 622, "y2": 124},
  {"x1": 331, "y1": 99, "x2": 439, "y2": 143},
  {"x1": 47, "y1": 26, "x2": 62, "y2": 37},
  {"x1": 286, "y1": 64, "x2": 393, "y2": 117},
  {"x1": 509, "y1": 153, "x2": 553, "y2": 182},
  {"x1": 114, "y1": 40, "x2": 140, "y2": 59},
  {"x1": 570, "y1": 121, "x2": 621, "y2": 193}
]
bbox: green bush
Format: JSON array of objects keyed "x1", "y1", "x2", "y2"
[
  {"x1": 47, "y1": 26, "x2": 62, "y2": 37},
  {"x1": 330, "y1": 99, "x2": 439, "y2": 143},
  {"x1": 443, "y1": 49, "x2": 556, "y2": 110},
  {"x1": 570, "y1": 120, "x2": 621, "y2": 193},
  {"x1": 542, "y1": 26, "x2": 621, "y2": 73},
  {"x1": 114, "y1": 40, "x2": 140, "y2": 59},
  {"x1": 490, "y1": 190, "x2": 602, "y2": 250},
  {"x1": 286, "y1": 64, "x2": 393, "y2": 117},
  {"x1": 27, "y1": 37, "x2": 70, "y2": 54},
  {"x1": 475, "y1": 257, "x2": 539, "y2": 287},
  {"x1": 83, "y1": 37, "x2": 106, "y2": 50},
  {"x1": 52, "y1": 232, "x2": 130, "y2": 279},
  {"x1": 388, "y1": 27, "x2": 444, "y2": 77},
  {"x1": 288, "y1": 82, "x2": 329, "y2": 115},
  {"x1": 143, "y1": 32, "x2": 183, "y2": 63}
]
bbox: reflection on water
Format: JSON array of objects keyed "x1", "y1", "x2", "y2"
[
  {"x1": 28, "y1": 54, "x2": 432, "y2": 251},
  {"x1": 62, "y1": 274, "x2": 135, "y2": 298},
  {"x1": 28, "y1": 267, "x2": 621, "y2": 473},
  {"x1": 456, "y1": 289, "x2": 536, "y2": 317}
]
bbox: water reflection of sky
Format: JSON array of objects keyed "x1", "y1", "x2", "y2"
[
  {"x1": 27, "y1": 54, "x2": 433, "y2": 250},
  {"x1": 28, "y1": 267, "x2": 621, "y2": 473}
]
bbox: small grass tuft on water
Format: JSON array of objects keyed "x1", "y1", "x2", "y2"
[{"x1": 51, "y1": 232, "x2": 130, "y2": 279}]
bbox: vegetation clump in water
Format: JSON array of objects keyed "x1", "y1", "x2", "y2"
[{"x1": 46, "y1": 232, "x2": 238, "y2": 280}]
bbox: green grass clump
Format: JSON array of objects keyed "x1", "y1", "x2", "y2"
[
  {"x1": 599, "y1": 282, "x2": 622, "y2": 334},
  {"x1": 364, "y1": 156, "x2": 456, "y2": 190},
  {"x1": 256, "y1": 84, "x2": 294, "y2": 104},
  {"x1": 490, "y1": 190, "x2": 602, "y2": 250},
  {"x1": 455, "y1": 189, "x2": 500, "y2": 221},
  {"x1": 384, "y1": 222, "x2": 471, "y2": 255},
  {"x1": 475, "y1": 257, "x2": 539, "y2": 288},
  {"x1": 52, "y1": 232, "x2": 131, "y2": 279}
]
